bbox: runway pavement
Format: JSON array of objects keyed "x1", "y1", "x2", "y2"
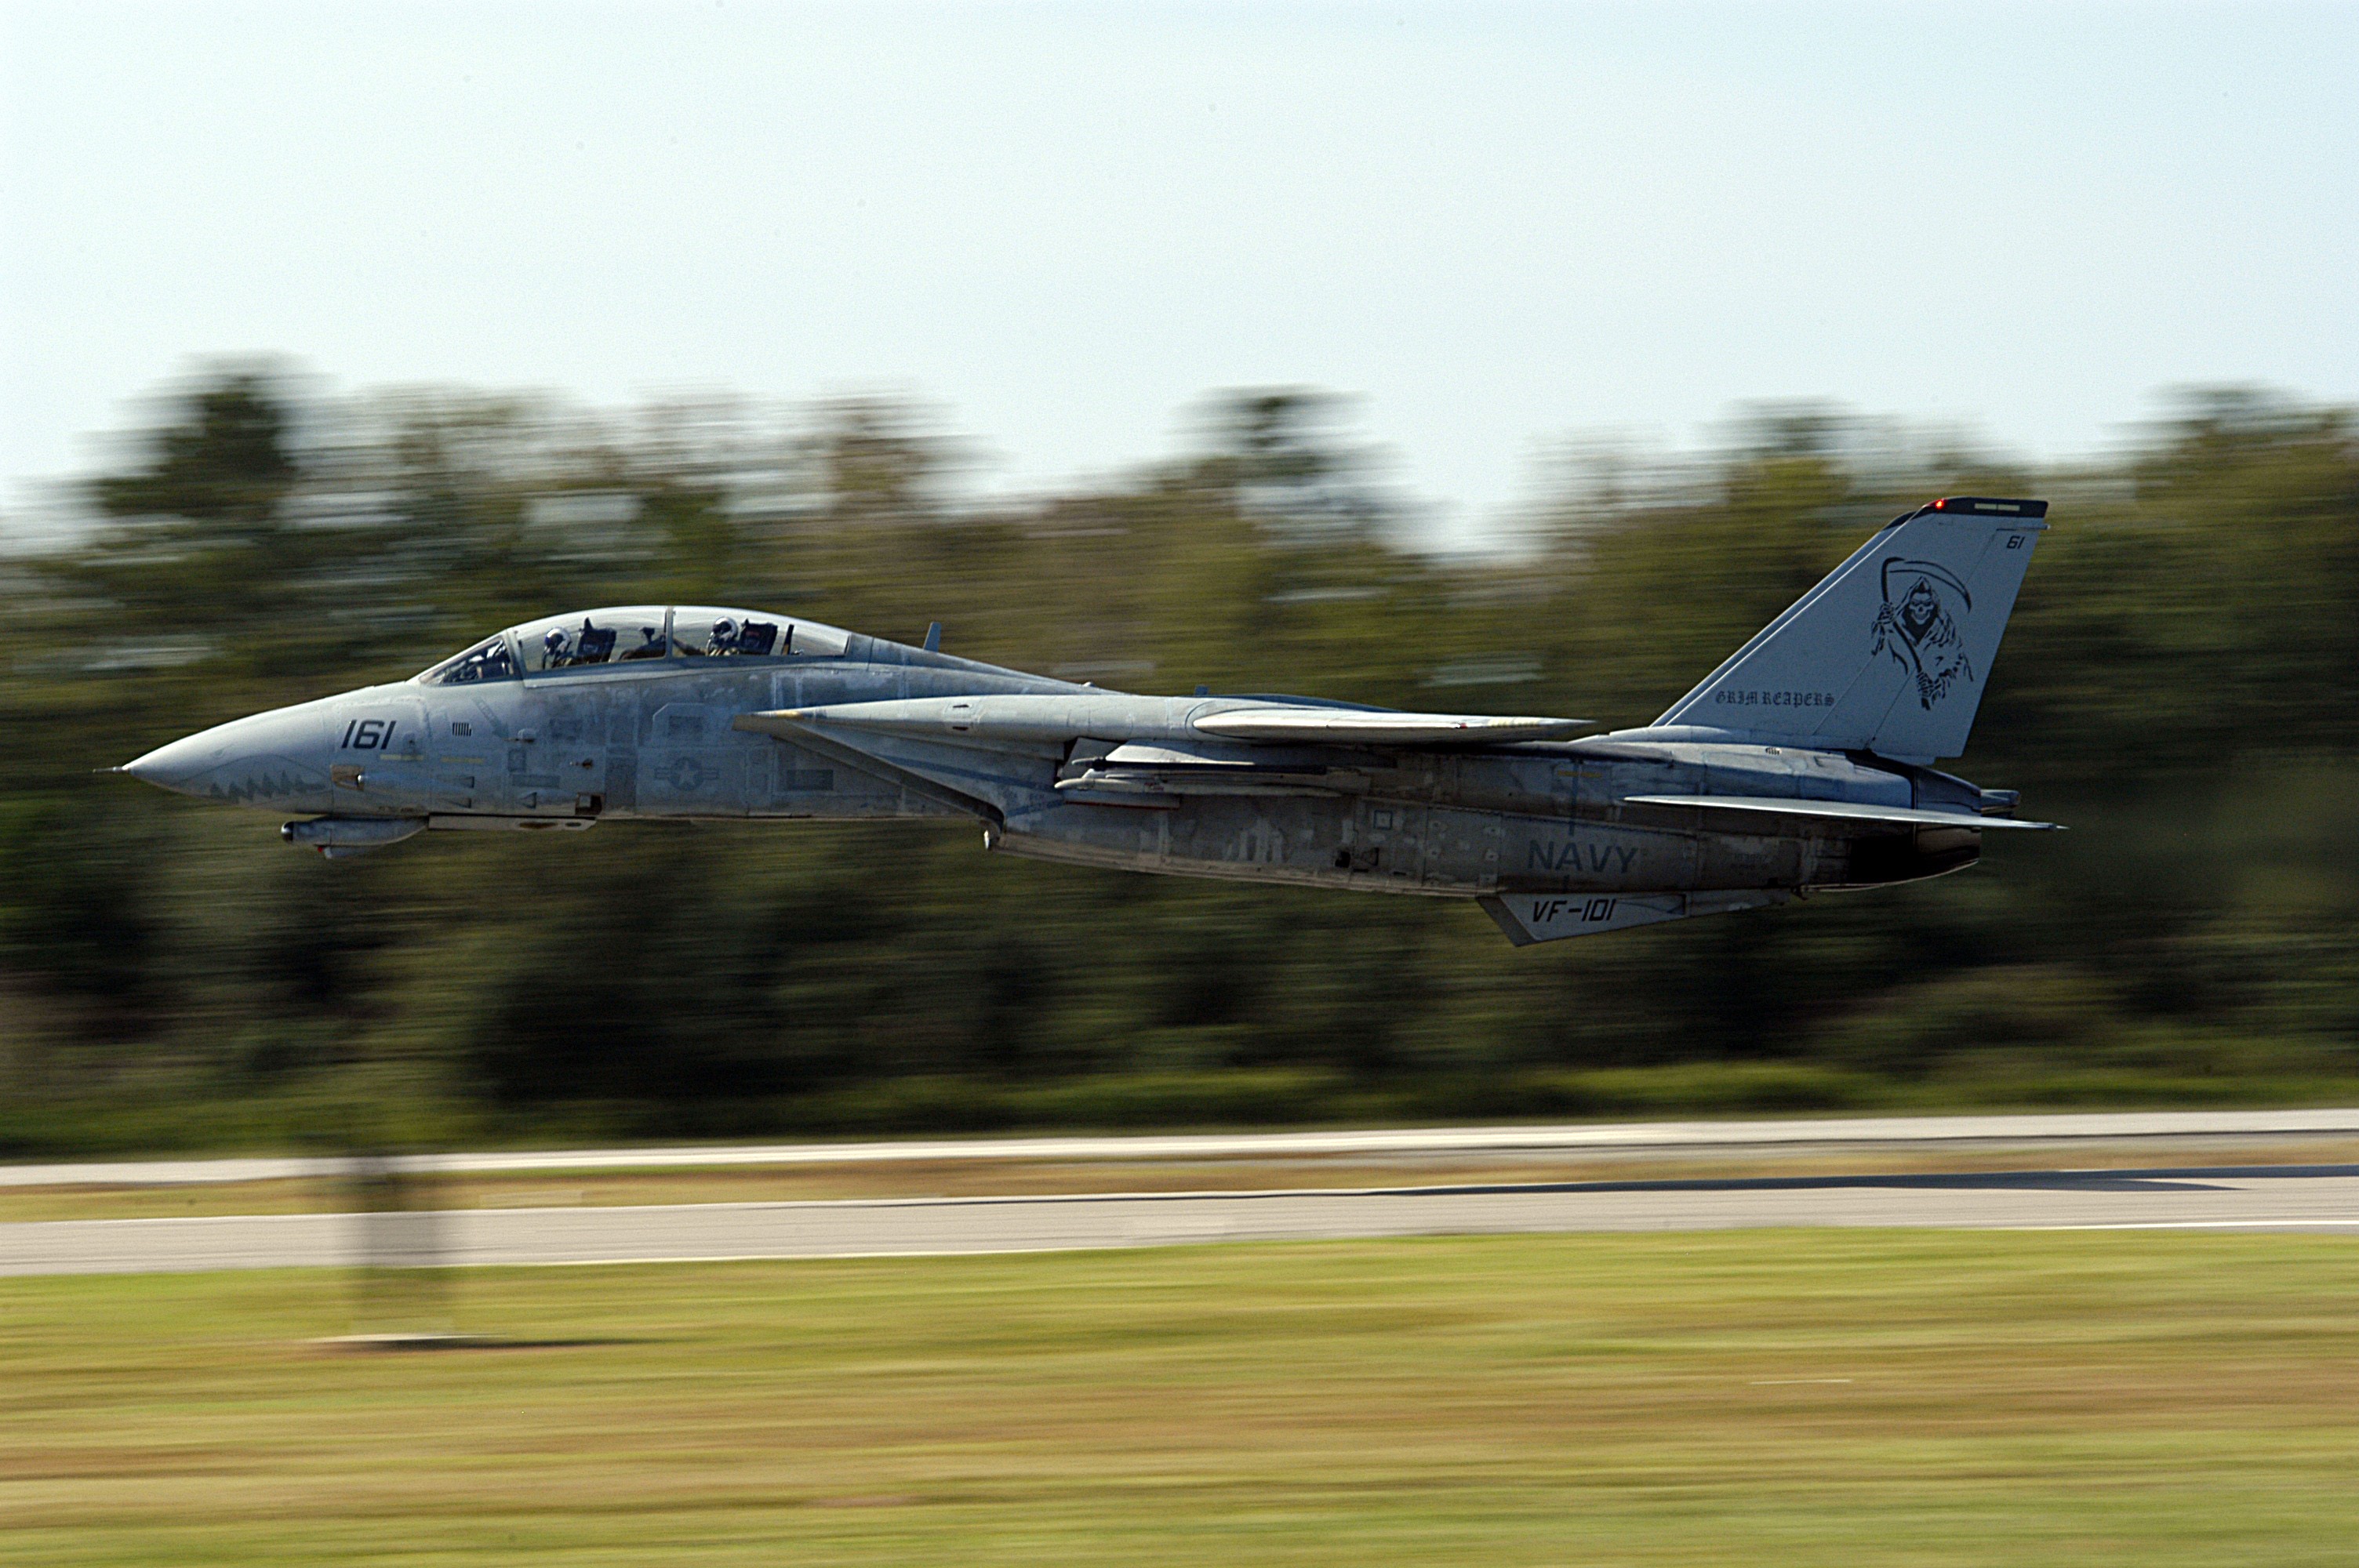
[
  {"x1": 4, "y1": 1165, "x2": 2356, "y2": 1276},
  {"x1": 7, "y1": 1107, "x2": 2359, "y2": 1188}
]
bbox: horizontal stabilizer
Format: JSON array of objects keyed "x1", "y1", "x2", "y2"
[
  {"x1": 1191, "y1": 710, "x2": 1589, "y2": 745},
  {"x1": 1620, "y1": 795, "x2": 2059, "y2": 830},
  {"x1": 1479, "y1": 889, "x2": 1791, "y2": 946}
]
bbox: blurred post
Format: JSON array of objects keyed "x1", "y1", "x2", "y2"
[{"x1": 341, "y1": 1146, "x2": 458, "y2": 1345}]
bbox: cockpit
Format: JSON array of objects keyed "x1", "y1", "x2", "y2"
[{"x1": 419, "y1": 605, "x2": 851, "y2": 685}]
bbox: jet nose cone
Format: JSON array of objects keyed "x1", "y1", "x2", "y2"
[
  {"x1": 119, "y1": 706, "x2": 336, "y2": 808},
  {"x1": 122, "y1": 733, "x2": 221, "y2": 796}
]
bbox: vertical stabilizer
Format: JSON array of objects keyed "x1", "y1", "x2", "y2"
[{"x1": 1652, "y1": 497, "x2": 2048, "y2": 763}]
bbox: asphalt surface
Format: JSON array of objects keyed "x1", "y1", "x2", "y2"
[
  {"x1": 5, "y1": 1166, "x2": 2356, "y2": 1276},
  {"x1": 8, "y1": 1108, "x2": 2359, "y2": 1188}
]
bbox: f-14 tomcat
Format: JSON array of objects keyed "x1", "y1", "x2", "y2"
[{"x1": 121, "y1": 497, "x2": 2058, "y2": 945}]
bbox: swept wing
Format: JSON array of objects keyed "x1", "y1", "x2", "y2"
[
  {"x1": 1191, "y1": 710, "x2": 1587, "y2": 744},
  {"x1": 734, "y1": 694, "x2": 1590, "y2": 811}
]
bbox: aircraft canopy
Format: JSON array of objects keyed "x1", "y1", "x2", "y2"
[{"x1": 419, "y1": 605, "x2": 851, "y2": 684}]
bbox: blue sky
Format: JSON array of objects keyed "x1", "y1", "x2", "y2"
[{"x1": 5, "y1": 2, "x2": 2354, "y2": 543}]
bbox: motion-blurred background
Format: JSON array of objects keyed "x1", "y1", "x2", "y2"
[{"x1": 4, "y1": 2, "x2": 2356, "y2": 1153}]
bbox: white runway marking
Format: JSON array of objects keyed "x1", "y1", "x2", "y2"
[
  {"x1": 2, "y1": 1169, "x2": 2354, "y2": 1276},
  {"x1": 5, "y1": 1109, "x2": 2357, "y2": 1189}
]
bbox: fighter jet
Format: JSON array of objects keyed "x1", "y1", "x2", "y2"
[{"x1": 120, "y1": 496, "x2": 2057, "y2": 945}]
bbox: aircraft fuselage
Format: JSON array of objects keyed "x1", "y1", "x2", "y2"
[{"x1": 120, "y1": 498, "x2": 2057, "y2": 945}]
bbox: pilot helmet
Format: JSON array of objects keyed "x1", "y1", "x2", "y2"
[{"x1": 711, "y1": 616, "x2": 738, "y2": 647}]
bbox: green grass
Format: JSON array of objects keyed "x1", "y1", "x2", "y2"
[{"x1": 3, "y1": 1232, "x2": 2357, "y2": 1564}]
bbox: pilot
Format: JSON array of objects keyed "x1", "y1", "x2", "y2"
[
  {"x1": 707, "y1": 616, "x2": 739, "y2": 656},
  {"x1": 543, "y1": 626, "x2": 572, "y2": 668}
]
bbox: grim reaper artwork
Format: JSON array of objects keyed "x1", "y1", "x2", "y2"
[{"x1": 1872, "y1": 557, "x2": 1973, "y2": 710}]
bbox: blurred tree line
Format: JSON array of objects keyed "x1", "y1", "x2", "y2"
[{"x1": 2, "y1": 368, "x2": 2356, "y2": 1152}]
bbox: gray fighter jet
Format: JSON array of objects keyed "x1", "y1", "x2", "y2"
[{"x1": 121, "y1": 496, "x2": 2057, "y2": 944}]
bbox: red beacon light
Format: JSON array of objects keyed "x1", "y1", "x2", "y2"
[{"x1": 1925, "y1": 497, "x2": 2041, "y2": 517}]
